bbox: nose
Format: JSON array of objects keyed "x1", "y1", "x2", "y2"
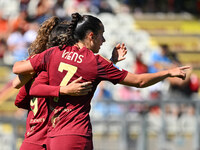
[{"x1": 103, "y1": 36, "x2": 106, "y2": 43}]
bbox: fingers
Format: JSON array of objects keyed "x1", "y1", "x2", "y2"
[
  {"x1": 120, "y1": 57, "x2": 126, "y2": 61},
  {"x1": 71, "y1": 76, "x2": 82, "y2": 83},
  {"x1": 115, "y1": 43, "x2": 121, "y2": 49},
  {"x1": 179, "y1": 71, "x2": 186, "y2": 80},
  {"x1": 179, "y1": 66, "x2": 190, "y2": 70},
  {"x1": 121, "y1": 43, "x2": 125, "y2": 48},
  {"x1": 179, "y1": 66, "x2": 190, "y2": 80},
  {"x1": 73, "y1": 86, "x2": 93, "y2": 96},
  {"x1": 123, "y1": 49, "x2": 127, "y2": 56},
  {"x1": 81, "y1": 81, "x2": 92, "y2": 87},
  {"x1": 116, "y1": 43, "x2": 126, "y2": 50}
]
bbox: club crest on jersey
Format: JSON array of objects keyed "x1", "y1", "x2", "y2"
[{"x1": 113, "y1": 64, "x2": 122, "y2": 71}]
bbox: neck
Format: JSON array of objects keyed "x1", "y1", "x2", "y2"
[{"x1": 75, "y1": 42, "x2": 85, "y2": 49}]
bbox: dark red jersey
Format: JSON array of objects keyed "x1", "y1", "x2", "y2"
[
  {"x1": 15, "y1": 71, "x2": 60, "y2": 145},
  {"x1": 29, "y1": 46, "x2": 128, "y2": 137}
]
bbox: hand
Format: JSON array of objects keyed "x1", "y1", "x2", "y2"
[
  {"x1": 110, "y1": 43, "x2": 127, "y2": 64},
  {"x1": 60, "y1": 77, "x2": 93, "y2": 96},
  {"x1": 168, "y1": 66, "x2": 190, "y2": 80},
  {"x1": 13, "y1": 73, "x2": 36, "y2": 89}
]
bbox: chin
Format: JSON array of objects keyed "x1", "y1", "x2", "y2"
[{"x1": 93, "y1": 49, "x2": 99, "y2": 53}]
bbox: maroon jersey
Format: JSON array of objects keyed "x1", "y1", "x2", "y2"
[
  {"x1": 15, "y1": 71, "x2": 60, "y2": 145},
  {"x1": 29, "y1": 46, "x2": 128, "y2": 137}
]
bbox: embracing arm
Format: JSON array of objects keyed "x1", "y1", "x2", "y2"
[
  {"x1": 30, "y1": 74, "x2": 93, "y2": 97},
  {"x1": 120, "y1": 66, "x2": 190, "y2": 88},
  {"x1": 13, "y1": 73, "x2": 35, "y2": 89},
  {"x1": 12, "y1": 60, "x2": 36, "y2": 89},
  {"x1": 13, "y1": 60, "x2": 34, "y2": 74},
  {"x1": 15, "y1": 81, "x2": 33, "y2": 109}
]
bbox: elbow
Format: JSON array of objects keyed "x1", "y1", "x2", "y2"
[
  {"x1": 14, "y1": 101, "x2": 20, "y2": 108},
  {"x1": 12, "y1": 64, "x2": 20, "y2": 74},
  {"x1": 29, "y1": 90, "x2": 33, "y2": 96},
  {"x1": 29, "y1": 88, "x2": 36, "y2": 97},
  {"x1": 12, "y1": 82, "x2": 20, "y2": 89},
  {"x1": 12, "y1": 79, "x2": 21, "y2": 89}
]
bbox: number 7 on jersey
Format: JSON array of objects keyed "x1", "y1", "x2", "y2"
[{"x1": 58, "y1": 62, "x2": 78, "y2": 86}]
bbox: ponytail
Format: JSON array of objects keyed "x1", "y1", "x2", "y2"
[{"x1": 57, "y1": 13, "x2": 82, "y2": 50}]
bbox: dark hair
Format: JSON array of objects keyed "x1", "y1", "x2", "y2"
[
  {"x1": 73, "y1": 13, "x2": 102, "y2": 40},
  {"x1": 59, "y1": 12, "x2": 103, "y2": 50},
  {"x1": 47, "y1": 21, "x2": 69, "y2": 49}
]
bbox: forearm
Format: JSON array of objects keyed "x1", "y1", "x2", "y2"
[
  {"x1": 13, "y1": 74, "x2": 35, "y2": 89},
  {"x1": 30, "y1": 84, "x2": 60, "y2": 97},
  {"x1": 15, "y1": 85, "x2": 31, "y2": 109},
  {"x1": 13, "y1": 60, "x2": 34, "y2": 74},
  {"x1": 120, "y1": 70, "x2": 170, "y2": 88}
]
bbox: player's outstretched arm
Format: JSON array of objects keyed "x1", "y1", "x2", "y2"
[
  {"x1": 120, "y1": 66, "x2": 190, "y2": 88},
  {"x1": 110, "y1": 43, "x2": 127, "y2": 64}
]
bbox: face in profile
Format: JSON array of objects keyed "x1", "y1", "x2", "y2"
[{"x1": 90, "y1": 24, "x2": 105, "y2": 53}]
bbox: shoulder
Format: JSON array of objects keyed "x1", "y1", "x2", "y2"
[
  {"x1": 94, "y1": 54, "x2": 112, "y2": 63},
  {"x1": 32, "y1": 46, "x2": 58, "y2": 58}
]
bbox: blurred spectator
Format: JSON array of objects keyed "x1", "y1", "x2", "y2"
[
  {"x1": 161, "y1": 49, "x2": 198, "y2": 98},
  {"x1": 23, "y1": 22, "x2": 39, "y2": 48},
  {"x1": 34, "y1": 0, "x2": 52, "y2": 24},
  {"x1": 20, "y1": 0, "x2": 30, "y2": 12},
  {"x1": 91, "y1": 0, "x2": 114, "y2": 14},
  {"x1": 10, "y1": 9, "x2": 29, "y2": 33},
  {"x1": 189, "y1": 73, "x2": 199, "y2": 93},
  {"x1": 133, "y1": 53, "x2": 148, "y2": 74},
  {"x1": 0, "y1": 39, "x2": 7, "y2": 59},
  {"x1": 148, "y1": 44, "x2": 172, "y2": 73},
  {"x1": 167, "y1": 55, "x2": 198, "y2": 98},
  {"x1": 52, "y1": 0, "x2": 69, "y2": 21},
  {"x1": 92, "y1": 81, "x2": 122, "y2": 118},
  {"x1": 5, "y1": 19, "x2": 38, "y2": 65},
  {"x1": 0, "y1": 11, "x2": 10, "y2": 40},
  {"x1": 5, "y1": 26, "x2": 28, "y2": 65},
  {"x1": 197, "y1": 0, "x2": 200, "y2": 16},
  {"x1": 65, "y1": 0, "x2": 91, "y2": 14},
  {"x1": 147, "y1": 44, "x2": 173, "y2": 99}
]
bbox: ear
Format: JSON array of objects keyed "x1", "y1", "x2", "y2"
[{"x1": 88, "y1": 32, "x2": 94, "y2": 40}]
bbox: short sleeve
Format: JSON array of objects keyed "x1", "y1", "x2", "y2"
[
  {"x1": 96, "y1": 55, "x2": 128, "y2": 84},
  {"x1": 29, "y1": 47, "x2": 55, "y2": 72}
]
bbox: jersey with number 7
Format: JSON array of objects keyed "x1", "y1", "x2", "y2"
[{"x1": 29, "y1": 45, "x2": 128, "y2": 137}]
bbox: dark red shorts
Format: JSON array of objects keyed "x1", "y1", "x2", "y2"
[
  {"x1": 20, "y1": 141, "x2": 46, "y2": 150},
  {"x1": 47, "y1": 135, "x2": 93, "y2": 150}
]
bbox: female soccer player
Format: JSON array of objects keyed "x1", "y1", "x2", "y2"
[{"x1": 13, "y1": 12, "x2": 189, "y2": 150}]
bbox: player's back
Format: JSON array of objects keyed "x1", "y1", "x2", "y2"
[{"x1": 47, "y1": 46, "x2": 98, "y2": 88}]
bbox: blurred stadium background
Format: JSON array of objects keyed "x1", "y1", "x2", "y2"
[{"x1": 0, "y1": 0, "x2": 200, "y2": 150}]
